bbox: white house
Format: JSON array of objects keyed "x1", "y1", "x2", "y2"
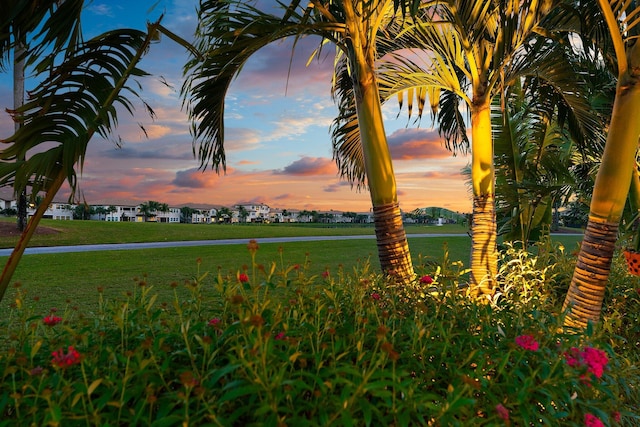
[{"x1": 234, "y1": 203, "x2": 270, "y2": 223}]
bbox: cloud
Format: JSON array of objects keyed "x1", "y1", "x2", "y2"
[
  {"x1": 172, "y1": 168, "x2": 221, "y2": 188},
  {"x1": 87, "y1": 3, "x2": 114, "y2": 17},
  {"x1": 323, "y1": 181, "x2": 357, "y2": 193},
  {"x1": 387, "y1": 128, "x2": 451, "y2": 160},
  {"x1": 275, "y1": 157, "x2": 337, "y2": 176}
]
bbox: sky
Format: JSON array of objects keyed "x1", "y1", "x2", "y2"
[{"x1": 0, "y1": 0, "x2": 472, "y2": 214}]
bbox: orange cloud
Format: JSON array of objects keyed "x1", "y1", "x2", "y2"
[
  {"x1": 275, "y1": 157, "x2": 338, "y2": 176},
  {"x1": 388, "y1": 128, "x2": 452, "y2": 160}
]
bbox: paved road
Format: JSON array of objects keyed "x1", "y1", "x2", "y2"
[
  {"x1": 0, "y1": 233, "x2": 472, "y2": 256},
  {"x1": 0, "y1": 232, "x2": 584, "y2": 257}
]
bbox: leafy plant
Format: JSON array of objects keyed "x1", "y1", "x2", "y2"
[{"x1": 0, "y1": 243, "x2": 637, "y2": 426}]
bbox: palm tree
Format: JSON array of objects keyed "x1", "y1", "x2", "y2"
[
  {"x1": 182, "y1": 0, "x2": 416, "y2": 284},
  {"x1": 1, "y1": 0, "x2": 84, "y2": 231},
  {"x1": 0, "y1": 11, "x2": 164, "y2": 303},
  {"x1": 360, "y1": 0, "x2": 601, "y2": 296},
  {"x1": 562, "y1": 0, "x2": 640, "y2": 328},
  {"x1": 237, "y1": 206, "x2": 249, "y2": 223}
]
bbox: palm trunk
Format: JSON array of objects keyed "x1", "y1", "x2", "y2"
[
  {"x1": 469, "y1": 101, "x2": 497, "y2": 295},
  {"x1": 344, "y1": 1, "x2": 414, "y2": 284},
  {"x1": 562, "y1": 218, "x2": 618, "y2": 328},
  {"x1": 13, "y1": 31, "x2": 27, "y2": 232},
  {"x1": 0, "y1": 172, "x2": 66, "y2": 303},
  {"x1": 562, "y1": 35, "x2": 640, "y2": 328}
]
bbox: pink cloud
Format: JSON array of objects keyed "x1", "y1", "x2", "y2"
[
  {"x1": 387, "y1": 128, "x2": 452, "y2": 160},
  {"x1": 275, "y1": 157, "x2": 338, "y2": 176}
]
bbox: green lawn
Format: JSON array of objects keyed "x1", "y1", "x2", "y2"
[
  {"x1": 0, "y1": 218, "x2": 473, "y2": 248},
  {"x1": 0, "y1": 217, "x2": 583, "y2": 310}
]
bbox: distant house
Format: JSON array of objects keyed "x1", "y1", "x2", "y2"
[
  {"x1": 234, "y1": 203, "x2": 270, "y2": 223},
  {"x1": 27, "y1": 201, "x2": 73, "y2": 220}
]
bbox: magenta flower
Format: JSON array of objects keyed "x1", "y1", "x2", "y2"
[
  {"x1": 208, "y1": 318, "x2": 221, "y2": 327},
  {"x1": 584, "y1": 413, "x2": 604, "y2": 427},
  {"x1": 581, "y1": 347, "x2": 608, "y2": 378},
  {"x1": 495, "y1": 404, "x2": 509, "y2": 421},
  {"x1": 274, "y1": 332, "x2": 286, "y2": 341},
  {"x1": 564, "y1": 346, "x2": 608, "y2": 379},
  {"x1": 51, "y1": 346, "x2": 81, "y2": 369},
  {"x1": 238, "y1": 273, "x2": 249, "y2": 283},
  {"x1": 515, "y1": 334, "x2": 539, "y2": 351},
  {"x1": 43, "y1": 315, "x2": 62, "y2": 326},
  {"x1": 419, "y1": 275, "x2": 433, "y2": 284}
]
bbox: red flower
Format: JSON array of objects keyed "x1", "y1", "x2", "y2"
[
  {"x1": 564, "y1": 346, "x2": 608, "y2": 379},
  {"x1": 581, "y1": 347, "x2": 608, "y2": 378},
  {"x1": 238, "y1": 273, "x2": 249, "y2": 283},
  {"x1": 584, "y1": 413, "x2": 604, "y2": 427},
  {"x1": 419, "y1": 275, "x2": 433, "y2": 284},
  {"x1": 274, "y1": 332, "x2": 286, "y2": 340},
  {"x1": 371, "y1": 292, "x2": 381, "y2": 300},
  {"x1": 322, "y1": 270, "x2": 330, "y2": 278},
  {"x1": 208, "y1": 318, "x2": 221, "y2": 327},
  {"x1": 43, "y1": 315, "x2": 62, "y2": 326},
  {"x1": 495, "y1": 404, "x2": 509, "y2": 421},
  {"x1": 515, "y1": 334, "x2": 539, "y2": 351},
  {"x1": 51, "y1": 346, "x2": 81, "y2": 368}
]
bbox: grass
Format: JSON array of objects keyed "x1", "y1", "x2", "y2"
[
  {"x1": 0, "y1": 218, "x2": 583, "y2": 310},
  {"x1": 0, "y1": 218, "x2": 471, "y2": 248}
]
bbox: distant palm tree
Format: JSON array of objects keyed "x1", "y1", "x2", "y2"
[
  {"x1": 182, "y1": 0, "x2": 416, "y2": 284},
  {"x1": 237, "y1": 206, "x2": 249, "y2": 223}
]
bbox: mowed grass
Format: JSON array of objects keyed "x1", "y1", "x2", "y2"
[
  {"x1": 0, "y1": 218, "x2": 583, "y2": 310},
  {"x1": 0, "y1": 218, "x2": 470, "y2": 248}
]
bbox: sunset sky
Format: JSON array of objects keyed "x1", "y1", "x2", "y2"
[{"x1": 0, "y1": 0, "x2": 472, "y2": 214}]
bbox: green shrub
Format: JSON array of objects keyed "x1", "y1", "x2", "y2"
[{"x1": 0, "y1": 243, "x2": 637, "y2": 426}]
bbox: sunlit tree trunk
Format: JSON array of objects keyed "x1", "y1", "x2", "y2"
[
  {"x1": 563, "y1": 38, "x2": 640, "y2": 328},
  {"x1": 345, "y1": 1, "x2": 414, "y2": 285},
  {"x1": 469, "y1": 99, "x2": 497, "y2": 296}
]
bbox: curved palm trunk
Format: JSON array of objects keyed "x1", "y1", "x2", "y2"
[
  {"x1": 562, "y1": 38, "x2": 640, "y2": 328},
  {"x1": 469, "y1": 102, "x2": 497, "y2": 296},
  {"x1": 355, "y1": 76, "x2": 414, "y2": 284},
  {"x1": 0, "y1": 172, "x2": 66, "y2": 303},
  {"x1": 342, "y1": 1, "x2": 414, "y2": 285}
]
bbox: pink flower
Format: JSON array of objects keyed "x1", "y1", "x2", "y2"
[
  {"x1": 208, "y1": 318, "x2": 221, "y2": 327},
  {"x1": 51, "y1": 346, "x2": 81, "y2": 369},
  {"x1": 371, "y1": 292, "x2": 381, "y2": 300},
  {"x1": 274, "y1": 332, "x2": 286, "y2": 341},
  {"x1": 564, "y1": 346, "x2": 608, "y2": 379},
  {"x1": 581, "y1": 347, "x2": 608, "y2": 378},
  {"x1": 495, "y1": 404, "x2": 509, "y2": 421},
  {"x1": 43, "y1": 315, "x2": 62, "y2": 326},
  {"x1": 419, "y1": 275, "x2": 433, "y2": 284},
  {"x1": 238, "y1": 273, "x2": 249, "y2": 283},
  {"x1": 515, "y1": 334, "x2": 539, "y2": 351},
  {"x1": 584, "y1": 413, "x2": 604, "y2": 427}
]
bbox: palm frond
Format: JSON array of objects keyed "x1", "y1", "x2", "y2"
[
  {"x1": 0, "y1": 26, "x2": 156, "y2": 200},
  {"x1": 183, "y1": 0, "x2": 346, "y2": 173}
]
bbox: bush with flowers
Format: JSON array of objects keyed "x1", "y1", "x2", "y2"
[{"x1": 0, "y1": 240, "x2": 638, "y2": 426}]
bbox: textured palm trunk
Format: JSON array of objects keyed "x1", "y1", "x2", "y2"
[
  {"x1": 562, "y1": 33, "x2": 640, "y2": 328},
  {"x1": 344, "y1": 1, "x2": 414, "y2": 285},
  {"x1": 469, "y1": 102, "x2": 497, "y2": 295},
  {"x1": 562, "y1": 218, "x2": 618, "y2": 328}
]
